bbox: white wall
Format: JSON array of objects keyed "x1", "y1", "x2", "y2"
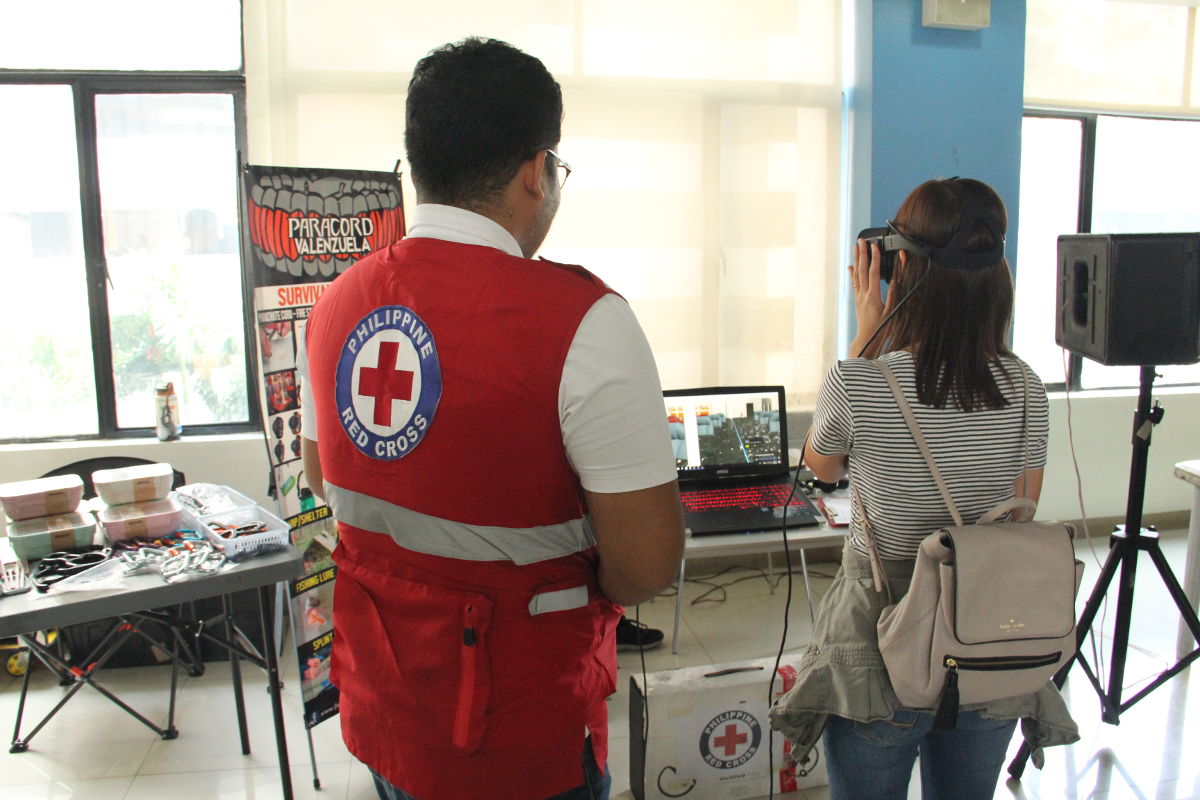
[
  {"x1": 4, "y1": 387, "x2": 1196, "y2": 528},
  {"x1": 1040, "y1": 388, "x2": 1200, "y2": 523}
]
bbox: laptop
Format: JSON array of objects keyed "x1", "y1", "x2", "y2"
[{"x1": 664, "y1": 385, "x2": 819, "y2": 536}]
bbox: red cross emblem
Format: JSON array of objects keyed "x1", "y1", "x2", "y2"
[
  {"x1": 712, "y1": 723, "x2": 748, "y2": 757},
  {"x1": 358, "y1": 340, "x2": 414, "y2": 426}
]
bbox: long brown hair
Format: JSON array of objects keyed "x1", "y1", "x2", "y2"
[{"x1": 880, "y1": 178, "x2": 1014, "y2": 411}]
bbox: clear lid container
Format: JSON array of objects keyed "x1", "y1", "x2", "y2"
[
  {"x1": 91, "y1": 463, "x2": 175, "y2": 506},
  {"x1": 0, "y1": 475, "x2": 84, "y2": 521}
]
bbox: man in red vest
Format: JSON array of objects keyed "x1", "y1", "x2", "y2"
[{"x1": 299, "y1": 37, "x2": 684, "y2": 800}]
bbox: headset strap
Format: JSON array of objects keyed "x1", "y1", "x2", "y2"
[{"x1": 884, "y1": 190, "x2": 1005, "y2": 273}]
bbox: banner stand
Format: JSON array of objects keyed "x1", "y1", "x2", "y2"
[
  {"x1": 305, "y1": 725, "x2": 321, "y2": 789},
  {"x1": 240, "y1": 161, "x2": 407, "y2": 783}
]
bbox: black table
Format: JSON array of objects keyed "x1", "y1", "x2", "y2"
[{"x1": 0, "y1": 547, "x2": 304, "y2": 798}]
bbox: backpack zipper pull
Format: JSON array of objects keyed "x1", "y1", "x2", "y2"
[{"x1": 932, "y1": 658, "x2": 960, "y2": 732}]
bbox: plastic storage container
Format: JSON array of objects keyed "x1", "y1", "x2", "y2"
[
  {"x1": 7, "y1": 511, "x2": 98, "y2": 560},
  {"x1": 91, "y1": 463, "x2": 175, "y2": 506},
  {"x1": 0, "y1": 475, "x2": 84, "y2": 522},
  {"x1": 98, "y1": 497, "x2": 184, "y2": 543},
  {"x1": 191, "y1": 503, "x2": 290, "y2": 560}
]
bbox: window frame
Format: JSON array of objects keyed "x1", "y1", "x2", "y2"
[
  {"x1": 0, "y1": 69, "x2": 259, "y2": 443},
  {"x1": 1021, "y1": 107, "x2": 1199, "y2": 392}
]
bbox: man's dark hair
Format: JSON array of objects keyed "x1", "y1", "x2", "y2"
[{"x1": 405, "y1": 38, "x2": 563, "y2": 209}]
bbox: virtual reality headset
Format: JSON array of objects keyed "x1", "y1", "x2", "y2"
[{"x1": 856, "y1": 192, "x2": 1005, "y2": 283}]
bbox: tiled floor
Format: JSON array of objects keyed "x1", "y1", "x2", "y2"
[{"x1": 1, "y1": 527, "x2": 1197, "y2": 799}]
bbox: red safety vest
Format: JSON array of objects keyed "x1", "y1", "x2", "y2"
[{"x1": 306, "y1": 237, "x2": 622, "y2": 800}]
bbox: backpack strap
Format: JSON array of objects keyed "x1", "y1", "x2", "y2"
[
  {"x1": 853, "y1": 485, "x2": 894, "y2": 603},
  {"x1": 1014, "y1": 363, "x2": 1033, "y2": 502}
]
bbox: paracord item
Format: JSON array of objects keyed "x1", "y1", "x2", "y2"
[{"x1": 30, "y1": 547, "x2": 113, "y2": 593}]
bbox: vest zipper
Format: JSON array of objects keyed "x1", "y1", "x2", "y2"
[
  {"x1": 931, "y1": 652, "x2": 1062, "y2": 733},
  {"x1": 452, "y1": 603, "x2": 479, "y2": 749}
]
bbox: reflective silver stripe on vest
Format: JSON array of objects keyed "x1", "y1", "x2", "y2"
[
  {"x1": 528, "y1": 586, "x2": 589, "y2": 616},
  {"x1": 325, "y1": 482, "x2": 596, "y2": 565}
]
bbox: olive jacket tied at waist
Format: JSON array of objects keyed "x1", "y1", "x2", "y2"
[{"x1": 769, "y1": 539, "x2": 1079, "y2": 770}]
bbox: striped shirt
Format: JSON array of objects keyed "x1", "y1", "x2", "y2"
[{"x1": 810, "y1": 350, "x2": 1048, "y2": 560}]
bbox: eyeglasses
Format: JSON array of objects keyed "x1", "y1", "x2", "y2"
[{"x1": 545, "y1": 148, "x2": 572, "y2": 189}]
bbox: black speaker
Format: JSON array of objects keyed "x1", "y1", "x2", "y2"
[{"x1": 1055, "y1": 233, "x2": 1200, "y2": 366}]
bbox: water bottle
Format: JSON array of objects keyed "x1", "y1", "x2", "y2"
[{"x1": 155, "y1": 382, "x2": 182, "y2": 441}]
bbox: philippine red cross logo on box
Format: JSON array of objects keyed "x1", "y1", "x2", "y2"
[
  {"x1": 335, "y1": 305, "x2": 441, "y2": 460},
  {"x1": 698, "y1": 709, "x2": 761, "y2": 769}
]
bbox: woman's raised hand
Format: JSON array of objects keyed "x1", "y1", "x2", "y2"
[{"x1": 848, "y1": 238, "x2": 886, "y2": 358}]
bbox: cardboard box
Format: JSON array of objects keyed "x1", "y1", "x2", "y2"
[{"x1": 630, "y1": 655, "x2": 828, "y2": 800}]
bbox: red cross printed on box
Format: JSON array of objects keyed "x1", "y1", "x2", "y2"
[
  {"x1": 358, "y1": 340, "x2": 414, "y2": 426},
  {"x1": 712, "y1": 723, "x2": 748, "y2": 757}
]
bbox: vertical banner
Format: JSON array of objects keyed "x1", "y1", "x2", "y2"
[{"x1": 243, "y1": 164, "x2": 406, "y2": 728}]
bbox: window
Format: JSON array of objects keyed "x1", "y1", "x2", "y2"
[
  {"x1": 0, "y1": 84, "x2": 97, "y2": 438},
  {"x1": 1013, "y1": 112, "x2": 1200, "y2": 390},
  {"x1": 1018, "y1": 1, "x2": 1200, "y2": 390},
  {"x1": 1012, "y1": 115, "x2": 1082, "y2": 385},
  {"x1": 0, "y1": 1, "x2": 253, "y2": 441}
]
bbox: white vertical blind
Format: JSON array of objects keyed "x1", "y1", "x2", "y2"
[
  {"x1": 244, "y1": 0, "x2": 842, "y2": 407},
  {"x1": 0, "y1": 0, "x2": 242, "y2": 71},
  {"x1": 1026, "y1": 0, "x2": 1200, "y2": 114}
]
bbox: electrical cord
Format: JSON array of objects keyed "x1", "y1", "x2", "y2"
[
  {"x1": 1061, "y1": 344, "x2": 1107, "y2": 682},
  {"x1": 650, "y1": 562, "x2": 836, "y2": 605},
  {"x1": 685, "y1": 567, "x2": 836, "y2": 606},
  {"x1": 766, "y1": 464, "x2": 805, "y2": 800},
  {"x1": 635, "y1": 602, "x2": 650, "y2": 799}
]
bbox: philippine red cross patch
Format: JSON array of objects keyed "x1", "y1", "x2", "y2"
[{"x1": 334, "y1": 305, "x2": 441, "y2": 460}]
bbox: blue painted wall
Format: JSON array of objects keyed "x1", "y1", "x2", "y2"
[{"x1": 866, "y1": 0, "x2": 1026, "y2": 266}]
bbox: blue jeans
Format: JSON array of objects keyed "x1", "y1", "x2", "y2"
[
  {"x1": 822, "y1": 710, "x2": 1017, "y2": 800},
  {"x1": 370, "y1": 736, "x2": 611, "y2": 800}
]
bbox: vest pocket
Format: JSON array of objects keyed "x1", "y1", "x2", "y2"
[{"x1": 332, "y1": 567, "x2": 494, "y2": 755}]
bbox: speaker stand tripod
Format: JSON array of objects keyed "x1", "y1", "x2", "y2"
[{"x1": 1008, "y1": 365, "x2": 1200, "y2": 779}]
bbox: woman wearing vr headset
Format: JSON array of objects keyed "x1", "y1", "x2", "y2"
[{"x1": 770, "y1": 178, "x2": 1077, "y2": 799}]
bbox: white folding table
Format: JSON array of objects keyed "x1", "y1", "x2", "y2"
[{"x1": 0, "y1": 547, "x2": 303, "y2": 798}]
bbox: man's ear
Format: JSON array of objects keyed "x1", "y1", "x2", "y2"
[{"x1": 518, "y1": 151, "x2": 548, "y2": 200}]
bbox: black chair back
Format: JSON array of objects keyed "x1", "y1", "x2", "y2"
[{"x1": 41, "y1": 457, "x2": 186, "y2": 500}]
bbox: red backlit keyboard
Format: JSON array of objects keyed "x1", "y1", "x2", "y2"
[{"x1": 680, "y1": 484, "x2": 807, "y2": 513}]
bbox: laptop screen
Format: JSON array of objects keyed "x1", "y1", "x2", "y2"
[{"x1": 662, "y1": 385, "x2": 789, "y2": 483}]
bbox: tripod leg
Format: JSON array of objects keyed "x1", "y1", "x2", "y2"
[
  {"x1": 1102, "y1": 539, "x2": 1143, "y2": 723},
  {"x1": 1073, "y1": 539, "x2": 1126, "y2": 645},
  {"x1": 1008, "y1": 740, "x2": 1033, "y2": 780}
]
